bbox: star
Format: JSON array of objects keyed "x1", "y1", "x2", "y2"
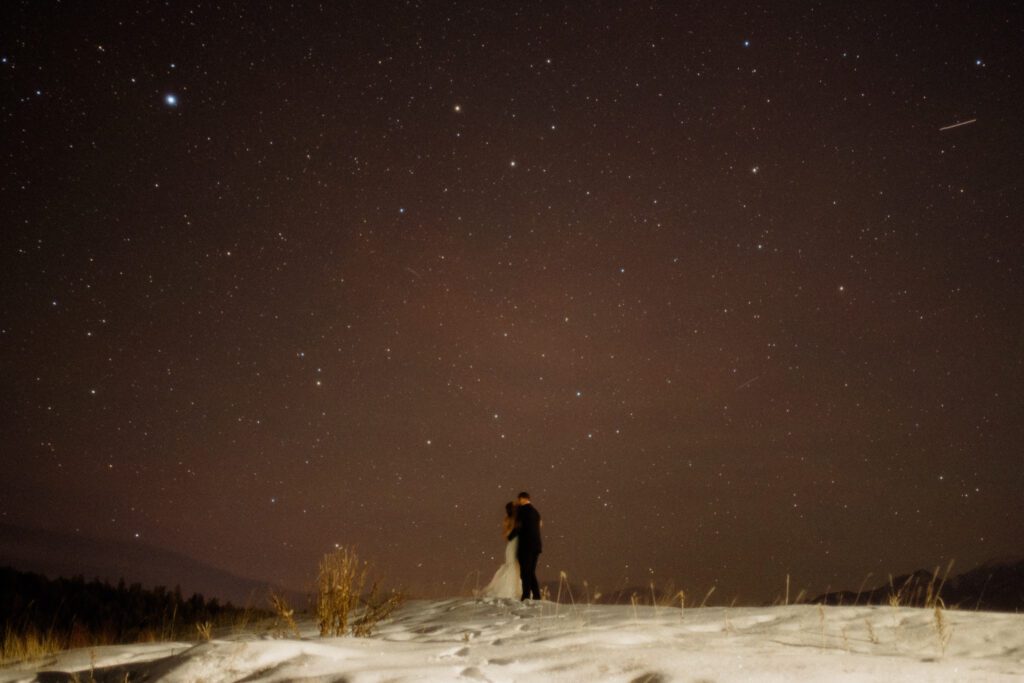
[{"x1": 164, "y1": 93, "x2": 178, "y2": 107}]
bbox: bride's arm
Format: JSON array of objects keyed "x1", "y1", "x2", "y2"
[{"x1": 504, "y1": 516, "x2": 520, "y2": 540}]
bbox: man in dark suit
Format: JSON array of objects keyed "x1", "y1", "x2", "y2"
[{"x1": 508, "y1": 491, "x2": 542, "y2": 601}]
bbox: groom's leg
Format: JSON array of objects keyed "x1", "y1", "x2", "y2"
[{"x1": 521, "y1": 553, "x2": 540, "y2": 600}]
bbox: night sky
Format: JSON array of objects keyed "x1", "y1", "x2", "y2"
[{"x1": 3, "y1": 2, "x2": 1022, "y2": 603}]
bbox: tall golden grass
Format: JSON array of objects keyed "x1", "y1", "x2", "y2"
[
  {"x1": 316, "y1": 545, "x2": 403, "y2": 638},
  {"x1": 1, "y1": 625, "x2": 66, "y2": 665}
]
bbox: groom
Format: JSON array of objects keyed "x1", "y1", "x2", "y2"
[{"x1": 508, "y1": 491, "x2": 542, "y2": 601}]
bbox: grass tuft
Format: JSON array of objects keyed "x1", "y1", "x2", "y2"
[
  {"x1": 933, "y1": 598, "x2": 953, "y2": 656},
  {"x1": 316, "y1": 545, "x2": 404, "y2": 638},
  {"x1": 554, "y1": 571, "x2": 577, "y2": 617},
  {"x1": 316, "y1": 546, "x2": 367, "y2": 637},
  {"x1": 351, "y1": 581, "x2": 404, "y2": 637},
  {"x1": 195, "y1": 621, "x2": 213, "y2": 641},
  {"x1": 1, "y1": 625, "x2": 66, "y2": 665},
  {"x1": 270, "y1": 592, "x2": 301, "y2": 639}
]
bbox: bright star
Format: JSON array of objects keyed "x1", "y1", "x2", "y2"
[
  {"x1": 743, "y1": 40, "x2": 751, "y2": 47},
  {"x1": 164, "y1": 93, "x2": 178, "y2": 106}
]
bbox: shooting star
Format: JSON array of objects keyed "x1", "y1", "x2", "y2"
[
  {"x1": 939, "y1": 118, "x2": 977, "y2": 131},
  {"x1": 404, "y1": 267, "x2": 423, "y2": 279},
  {"x1": 736, "y1": 376, "x2": 761, "y2": 391}
]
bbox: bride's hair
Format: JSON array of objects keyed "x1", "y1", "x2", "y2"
[{"x1": 505, "y1": 501, "x2": 516, "y2": 518}]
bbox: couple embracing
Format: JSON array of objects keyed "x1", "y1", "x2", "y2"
[{"x1": 480, "y1": 491, "x2": 543, "y2": 601}]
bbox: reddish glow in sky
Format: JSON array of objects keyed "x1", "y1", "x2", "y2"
[{"x1": 2, "y1": 2, "x2": 1021, "y2": 601}]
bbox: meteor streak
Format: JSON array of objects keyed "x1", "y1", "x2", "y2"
[{"x1": 939, "y1": 118, "x2": 977, "y2": 131}]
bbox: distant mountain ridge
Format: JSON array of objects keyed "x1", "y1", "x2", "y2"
[
  {"x1": 813, "y1": 557, "x2": 1024, "y2": 612},
  {"x1": 0, "y1": 523, "x2": 302, "y2": 606}
]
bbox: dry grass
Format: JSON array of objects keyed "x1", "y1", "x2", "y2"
[
  {"x1": 2, "y1": 610, "x2": 244, "y2": 665},
  {"x1": 933, "y1": 598, "x2": 953, "y2": 656},
  {"x1": 864, "y1": 618, "x2": 879, "y2": 644},
  {"x1": 351, "y1": 581, "x2": 404, "y2": 637},
  {"x1": 927, "y1": 560, "x2": 956, "y2": 609},
  {"x1": 1, "y1": 625, "x2": 66, "y2": 665},
  {"x1": 887, "y1": 574, "x2": 904, "y2": 607},
  {"x1": 195, "y1": 621, "x2": 213, "y2": 641},
  {"x1": 883, "y1": 560, "x2": 956, "y2": 610},
  {"x1": 316, "y1": 545, "x2": 404, "y2": 638},
  {"x1": 270, "y1": 592, "x2": 301, "y2": 639},
  {"x1": 817, "y1": 603, "x2": 830, "y2": 648},
  {"x1": 317, "y1": 546, "x2": 368, "y2": 637},
  {"x1": 230, "y1": 593, "x2": 262, "y2": 634},
  {"x1": 1, "y1": 624, "x2": 123, "y2": 666},
  {"x1": 772, "y1": 575, "x2": 810, "y2": 606},
  {"x1": 854, "y1": 572, "x2": 874, "y2": 606},
  {"x1": 554, "y1": 571, "x2": 578, "y2": 617}
]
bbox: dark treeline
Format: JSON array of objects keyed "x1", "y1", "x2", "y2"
[{"x1": 0, "y1": 566, "x2": 267, "y2": 642}]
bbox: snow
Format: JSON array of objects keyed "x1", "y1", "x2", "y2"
[{"x1": 2, "y1": 599, "x2": 1022, "y2": 681}]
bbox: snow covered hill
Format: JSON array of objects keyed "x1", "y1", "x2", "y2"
[{"x1": 2, "y1": 598, "x2": 1022, "y2": 681}]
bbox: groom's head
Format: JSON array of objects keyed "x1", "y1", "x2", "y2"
[{"x1": 517, "y1": 491, "x2": 531, "y2": 504}]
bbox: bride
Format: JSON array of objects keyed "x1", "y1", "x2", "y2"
[{"x1": 478, "y1": 501, "x2": 520, "y2": 599}]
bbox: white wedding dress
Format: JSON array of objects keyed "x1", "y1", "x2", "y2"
[{"x1": 480, "y1": 537, "x2": 520, "y2": 599}]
